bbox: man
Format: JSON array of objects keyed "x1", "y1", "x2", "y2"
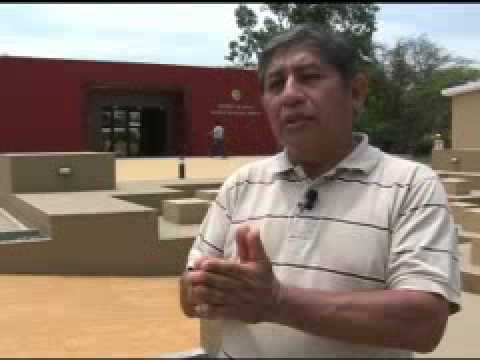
[
  {"x1": 210, "y1": 121, "x2": 225, "y2": 157},
  {"x1": 180, "y1": 24, "x2": 461, "y2": 358}
]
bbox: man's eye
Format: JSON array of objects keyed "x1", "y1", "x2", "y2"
[
  {"x1": 301, "y1": 73, "x2": 323, "y2": 81},
  {"x1": 266, "y1": 79, "x2": 284, "y2": 91}
]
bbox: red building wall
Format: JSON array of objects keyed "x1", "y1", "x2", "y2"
[{"x1": 0, "y1": 56, "x2": 277, "y2": 156}]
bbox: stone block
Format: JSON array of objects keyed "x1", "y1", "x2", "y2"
[
  {"x1": 432, "y1": 149, "x2": 480, "y2": 173},
  {"x1": 471, "y1": 236, "x2": 480, "y2": 266},
  {"x1": 435, "y1": 170, "x2": 450, "y2": 178},
  {"x1": 113, "y1": 187, "x2": 188, "y2": 215},
  {"x1": 463, "y1": 208, "x2": 480, "y2": 234},
  {"x1": 460, "y1": 243, "x2": 480, "y2": 295},
  {"x1": 194, "y1": 189, "x2": 219, "y2": 201},
  {"x1": 442, "y1": 178, "x2": 471, "y2": 195},
  {"x1": 0, "y1": 152, "x2": 115, "y2": 194},
  {"x1": 449, "y1": 201, "x2": 477, "y2": 225},
  {"x1": 439, "y1": 171, "x2": 480, "y2": 189},
  {"x1": 457, "y1": 228, "x2": 480, "y2": 244},
  {"x1": 448, "y1": 194, "x2": 480, "y2": 206},
  {"x1": 163, "y1": 198, "x2": 210, "y2": 224}
]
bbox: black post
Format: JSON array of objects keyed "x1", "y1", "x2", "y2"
[{"x1": 178, "y1": 156, "x2": 185, "y2": 179}]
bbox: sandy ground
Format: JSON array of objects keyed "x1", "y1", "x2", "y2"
[
  {"x1": 420, "y1": 292, "x2": 480, "y2": 358},
  {"x1": 1, "y1": 156, "x2": 479, "y2": 357},
  {"x1": 0, "y1": 275, "x2": 199, "y2": 358},
  {"x1": 115, "y1": 156, "x2": 266, "y2": 181},
  {"x1": 0, "y1": 274, "x2": 478, "y2": 358}
]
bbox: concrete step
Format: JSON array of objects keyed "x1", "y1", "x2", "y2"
[
  {"x1": 458, "y1": 228, "x2": 480, "y2": 244},
  {"x1": 470, "y1": 233, "x2": 480, "y2": 267},
  {"x1": 449, "y1": 202, "x2": 478, "y2": 228},
  {"x1": 462, "y1": 208, "x2": 480, "y2": 233},
  {"x1": 436, "y1": 170, "x2": 480, "y2": 188},
  {"x1": 0, "y1": 229, "x2": 42, "y2": 241},
  {"x1": 448, "y1": 194, "x2": 480, "y2": 206},
  {"x1": 442, "y1": 178, "x2": 472, "y2": 196},
  {"x1": 158, "y1": 216, "x2": 199, "y2": 242},
  {"x1": 163, "y1": 198, "x2": 211, "y2": 225},
  {"x1": 0, "y1": 207, "x2": 44, "y2": 240},
  {"x1": 460, "y1": 243, "x2": 480, "y2": 295},
  {"x1": 3, "y1": 195, "x2": 51, "y2": 236},
  {"x1": 0, "y1": 207, "x2": 28, "y2": 231},
  {"x1": 156, "y1": 216, "x2": 199, "y2": 275},
  {"x1": 113, "y1": 186, "x2": 189, "y2": 215},
  {"x1": 194, "y1": 189, "x2": 219, "y2": 201}
]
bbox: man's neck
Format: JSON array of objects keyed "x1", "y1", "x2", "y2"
[{"x1": 288, "y1": 138, "x2": 355, "y2": 179}]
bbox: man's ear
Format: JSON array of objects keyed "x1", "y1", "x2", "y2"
[{"x1": 351, "y1": 72, "x2": 369, "y2": 115}]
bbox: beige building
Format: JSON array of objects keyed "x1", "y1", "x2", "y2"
[
  {"x1": 441, "y1": 80, "x2": 480, "y2": 149},
  {"x1": 432, "y1": 80, "x2": 480, "y2": 171}
]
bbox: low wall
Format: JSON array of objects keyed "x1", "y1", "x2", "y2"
[
  {"x1": 0, "y1": 152, "x2": 115, "y2": 194},
  {"x1": 432, "y1": 149, "x2": 480, "y2": 172}
]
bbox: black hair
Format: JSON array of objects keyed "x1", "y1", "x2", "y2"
[{"x1": 257, "y1": 23, "x2": 362, "y2": 90}]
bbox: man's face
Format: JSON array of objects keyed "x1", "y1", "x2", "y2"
[{"x1": 261, "y1": 46, "x2": 367, "y2": 161}]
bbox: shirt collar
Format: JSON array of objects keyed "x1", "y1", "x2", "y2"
[{"x1": 270, "y1": 132, "x2": 382, "y2": 178}]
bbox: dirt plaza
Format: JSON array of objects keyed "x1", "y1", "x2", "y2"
[
  {"x1": 0, "y1": 156, "x2": 479, "y2": 358},
  {"x1": 0, "y1": 276, "x2": 198, "y2": 358}
]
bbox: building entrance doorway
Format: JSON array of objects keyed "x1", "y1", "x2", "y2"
[
  {"x1": 101, "y1": 106, "x2": 167, "y2": 157},
  {"x1": 140, "y1": 107, "x2": 167, "y2": 156}
]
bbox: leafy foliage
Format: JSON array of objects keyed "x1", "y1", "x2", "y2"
[
  {"x1": 356, "y1": 35, "x2": 480, "y2": 155},
  {"x1": 227, "y1": 4, "x2": 480, "y2": 155},
  {"x1": 226, "y1": 3, "x2": 379, "y2": 67}
]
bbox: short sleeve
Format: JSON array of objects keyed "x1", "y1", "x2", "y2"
[
  {"x1": 387, "y1": 172, "x2": 462, "y2": 313},
  {"x1": 185, "y1": 175, "x2": 235, "y2": 270}
]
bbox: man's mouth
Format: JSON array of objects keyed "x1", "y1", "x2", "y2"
[{"x1": 284, "y1": 114, "x2": 312, "y2": 127}]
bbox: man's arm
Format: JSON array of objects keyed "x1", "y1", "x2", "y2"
[
  {"x1": 189, "y1": 227, "x2": 450, "y2": 353},
  {"x1": 272, "y1": 286, "x2": 449, "y2": 353}
]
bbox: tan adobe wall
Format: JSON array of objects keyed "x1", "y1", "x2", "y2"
[
  {"x1": 452, "y1": 90, "x2": 480, "y2": 149},
  {"x1": 431, "y1": 149, "x2": 480, "y2": 172},
  {"x1": 1, "y1": 152, "x2": 115, "y2": 194}
]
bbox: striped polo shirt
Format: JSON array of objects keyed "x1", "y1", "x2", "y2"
[{"x1": 187, "y1": 132, "x2": 461, "y2": 358}]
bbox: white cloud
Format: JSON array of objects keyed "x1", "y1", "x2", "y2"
[
  {"x1": 0, "y1": 3, "x2": 243, "y2": 65},
  {"x1": 1, "y1": 3, "x2": 479, "y2": 66},
  {"x1": 27, "y1": 4, "x2": 240, "y2": 34}
]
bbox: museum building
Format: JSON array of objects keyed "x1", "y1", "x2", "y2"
[{"x1": 0, "y1": 55, "x2": 277, "y2": 156}]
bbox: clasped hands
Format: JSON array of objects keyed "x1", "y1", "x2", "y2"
[{"x1": 184, "y1": 225, "x2": 284, "y2": 324}]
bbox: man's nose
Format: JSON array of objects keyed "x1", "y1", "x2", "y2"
[{"x1": 280, "y1": 75, "x2": 305, "y2": 104}]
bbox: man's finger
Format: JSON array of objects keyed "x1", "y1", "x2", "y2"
[
  {"x1": 193, "y1": 255, "x2": 212, "y2": 270},
  {"x1": 198, "y1": 257, "x2": 252, "y2": 280},
  {"x1": 187, "y1": 266, "x2": 244, "y2": 290},
  {"x1": 246, "y1": 228, "x2": 269, "y2": 262},
  {"x1": 191, "y1": 284, "x2": 239, "y2": 306}
]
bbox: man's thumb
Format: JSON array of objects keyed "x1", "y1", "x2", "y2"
[
  {"x1": 235, "y1": 225, "x2": 250, "y2": 263},
  {"x1": 246, "y1": 229, "x2": 268, "y2": 262}
]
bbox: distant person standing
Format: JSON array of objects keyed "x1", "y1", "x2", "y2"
[
  {"x1": 210, "y1": 121, "x2": 225, "y2": 157},
  {"x1": 433, "y1": 133, "x2": 445, "y2": 151}
]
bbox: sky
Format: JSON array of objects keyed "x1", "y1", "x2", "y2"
[{"x1": 1, "y1": 3, "x2": 479, "y2": 67}]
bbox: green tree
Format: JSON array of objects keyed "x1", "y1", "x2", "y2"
[
  {"x1": 356, "y1": 34, "x2": 479, "y2": 155},
  {"x1": 226, "y1": 3, "x2": 379, "y2": 67},
  {"x1": 227, "y1": 5, "x2": 480, "y2": 156}
]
